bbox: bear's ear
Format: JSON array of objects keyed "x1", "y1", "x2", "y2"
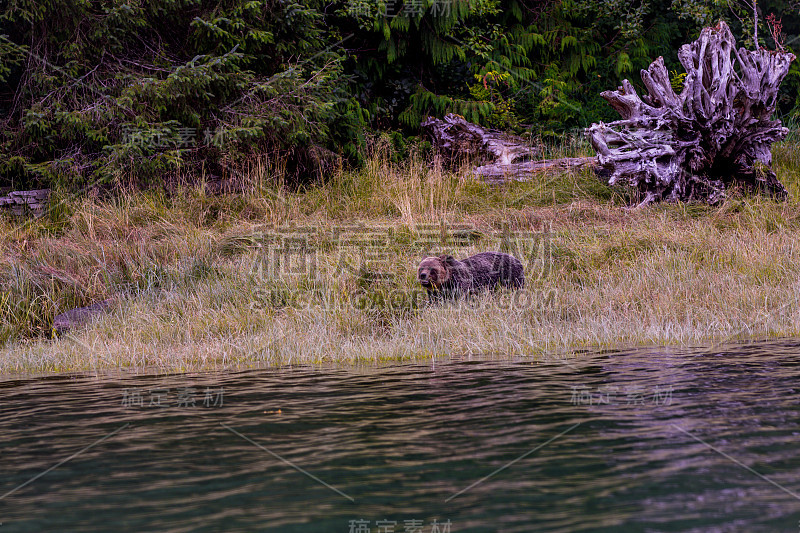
[{"x1": 441, "y1": 255, "x2": 457, "y2": 266}]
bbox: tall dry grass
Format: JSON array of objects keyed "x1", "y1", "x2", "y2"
[{"x1": 2, "y1": 136, "x2": 800, "y2": 373}]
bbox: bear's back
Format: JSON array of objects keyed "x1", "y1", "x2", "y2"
[{"x1": 461, "y1": 252, "x2": 524, "y2": 290}]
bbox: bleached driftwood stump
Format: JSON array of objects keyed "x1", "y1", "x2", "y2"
[{"x1": 587, "y1": 22, "x2": 795, "y2": 206}]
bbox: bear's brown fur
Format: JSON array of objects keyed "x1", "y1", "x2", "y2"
[{"x1": 417, "y1": 252, "x2": 524, "y2": 300}]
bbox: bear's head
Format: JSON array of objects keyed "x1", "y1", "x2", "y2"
[{"x1": 417, "y1": 255, "x2": 457, "y2": 290}]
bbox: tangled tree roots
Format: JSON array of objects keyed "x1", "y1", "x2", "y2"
[{"x1": 587, "y1": 21, "x2": 795, "y2": 207}]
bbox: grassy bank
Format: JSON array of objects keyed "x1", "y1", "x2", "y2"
[{"x1": 3, "y1": 137, "x2": 800, "y2": 374}]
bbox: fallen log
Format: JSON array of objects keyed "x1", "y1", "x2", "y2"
[
  {"x1": 423, "y1": 114, "x2": 597, "y2": 183},
  {"x1": 587, "y1": 21, "x2": 795, "y2": 207},
  {"x1": 422, "y1": 114, "x2": 539, "y2": 166},
  {"x1": 475, "y1": 157, "x2": 598, "y2": 183},
  {"x1": 0, "y1": 188, "x2": 50, "y2": 217}
]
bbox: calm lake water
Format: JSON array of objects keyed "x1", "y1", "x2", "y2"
[{"x1": 2, "y1": 340, "x2": 800, "y2": 532}]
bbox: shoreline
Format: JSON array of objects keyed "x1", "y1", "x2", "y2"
[{"x1": 2, "y1": 335, "x2": 797, "y2": 379}]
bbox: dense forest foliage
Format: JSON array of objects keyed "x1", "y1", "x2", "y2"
[{"x1": 0, "y1": 0, "x2": 798, "y2": 189}]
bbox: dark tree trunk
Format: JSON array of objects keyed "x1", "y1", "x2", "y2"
[{"x1": 587, "y1": 22, "x2": 795, "y2": 207}]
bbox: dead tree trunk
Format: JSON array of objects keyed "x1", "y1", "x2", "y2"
[
  {"x1": 423, "y1": 114, "x2": 596, "y2": 181},
  {"x1": 587, "y1": 21, "x2": 795, "y2": 206},
  {"x1": 475, "y1": 157, "x2": 598, "y2": 183},
  {"x1": 422, "y1": 114, "x2": 539, "y2": 166}
]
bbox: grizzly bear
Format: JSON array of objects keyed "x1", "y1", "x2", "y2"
[{"x1": 417, "y1": 252, "x2": 524, "y2": 301}]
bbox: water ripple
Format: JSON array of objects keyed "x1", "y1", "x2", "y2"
[{"x1": 1, "y1": 340, "x2": 800, "y2": 531}]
